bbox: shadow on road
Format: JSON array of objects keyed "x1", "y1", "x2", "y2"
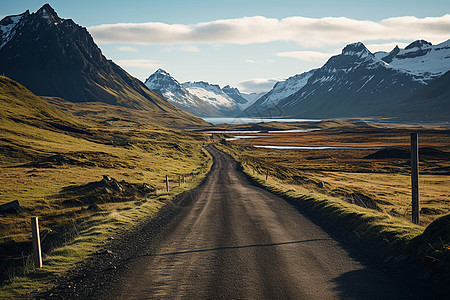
[
  {"x1": 149, "y1": 238, "x2": 333, "y2": 257},
  {"x1": 331, "y1": 269, "x2": 424, "y2": 300}
]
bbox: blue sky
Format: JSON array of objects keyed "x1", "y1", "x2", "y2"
[{"x1": 2, "y1": 1, "x2": 450, "y2": 92}]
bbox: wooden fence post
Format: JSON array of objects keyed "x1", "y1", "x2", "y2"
[
  {"x1": 411, "y1": 133, "x2": 419, "y2": 224},
  {"x1": 31, "y1": 217, "x2": 42, "y2": 268},
  {"x1": 179, "y1": 175, "x2": 181, "y2": 187},
  {"x1": 266, "y1": 169, "x2": 269, "y2": 180},
  {"x1": 166, "y1": 175, "x2": 170, "y2": 193}
]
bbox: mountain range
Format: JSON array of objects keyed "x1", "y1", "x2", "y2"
[
  {"x1": 0, "y1": 4, "x2": 206, "y2": 128},
  {"x1": 145, "y1": 69, "x2": 261, "y2": 117},
  {"x1": 0, "y1": 4, "x2": 448, "y2": 123},
  {"x1": 243, "y1": 40, "x2": 450, "y2": 120},
  {"x1": 144, "y1": 39, "x2": 449, "y2": 121}
]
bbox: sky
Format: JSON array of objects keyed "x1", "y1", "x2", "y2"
[{"x1": 1, "y1": 0, "x2": 450, "y2": 93}]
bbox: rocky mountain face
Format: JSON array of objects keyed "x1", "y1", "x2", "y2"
[
  {"x1": 0, "y1": 4, "x2": 205, "y2": 127},
  {"x1": 222, "y1": 85, "x2": 249, "y2": 107},
  {"x1": 242, "y1": 69, "x2": 317, "y2": 117},
  {"x1": 379, "y1": 70, "x2": 450, "y2": 122},
  {"x1": 145, "y1": 69, "x2": 247, "y2": 117},
  {"x1": 144, "y1": 69, "x2": 225, "y2": 117},
  {"x1": 243, "y1": 40, "x2": 450, "y2": 119}
]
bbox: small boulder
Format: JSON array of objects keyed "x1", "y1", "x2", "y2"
[{"x1": 0, "y1": 200, "x2": 23, "y2": 215}]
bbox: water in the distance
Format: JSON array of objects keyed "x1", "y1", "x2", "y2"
[
  {"x1": 254, "y1": 145, "x2": 386, "y2": 150},
  {"x1": 203, "y1": 117, "x2": 321, "y2": 124}
]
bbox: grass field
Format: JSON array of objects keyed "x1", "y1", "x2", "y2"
[
  {"x1": 216, "y1": 120, "x2": 450, "y2": 226},
  {"x1": 0, "y1": 76, "x2": 214, "y2": 297},
  {"x1": 216, "y1": 120, "x2": 450, "y2": 280}
]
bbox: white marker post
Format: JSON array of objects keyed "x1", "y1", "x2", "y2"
[
  {"x1": 31, "y1": 217, "x2": 42, "y2": 268},
  {"x1": 166, "y1": 175, "x2": 170, "y2": 193}
]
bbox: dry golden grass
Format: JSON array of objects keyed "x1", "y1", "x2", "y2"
[
  {"x1": 0, "y1": 76, "x2": 215, "y2": 296},
  {"x1": 219, "y1": 121, "x2": 450, "y2": 226}
]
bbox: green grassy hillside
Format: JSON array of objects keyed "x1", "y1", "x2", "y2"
[{"x1": 0, "y1": 76, "x2": 214, "y2": 297}]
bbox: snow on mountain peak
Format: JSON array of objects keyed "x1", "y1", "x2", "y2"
[
  {"x1": 181, "y1": 81, "x2": 237, "y2": 108},
  {"x1": 144, "y1": 71, "x2": 242, "y2": 116},
  {"x1": 37, "y1": 4, "x2": 58, "y2": 19},
  {"x1": 34, "y1": 4, "x2": 62, "y2": 26},
  {"x1": 154, "y1": 68, "x2": 171, "y2": 77},
  {"x1": 145, "y1": 69, "x2": 181, "y2": 90},
  {"x1": 405, "y1": 40, "x2": 432, "y2": 50},
  {"x1": 252, "y1": 69, "x2": 316, "y2": 109},
  {"x1": 342, "y1": 42, "x2": 372, "y2": 58},
  {"x1": 0, "y1": 11, "x2": 29, "y2": 49},
  {"x1": 382, "y1": 39, "x2": 449, "y2": 82}
]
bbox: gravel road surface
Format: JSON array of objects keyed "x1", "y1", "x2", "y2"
[{"x1": 43, "y1": 145, "x2": 435, "y2": 299}]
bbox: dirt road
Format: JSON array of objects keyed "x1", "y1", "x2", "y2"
[
  {"x1": 43, "y1": 145, "x2": 435, "y2": 299},
  {"x1": 105, "y1": 145, "x2": 427, "y2": 299}
]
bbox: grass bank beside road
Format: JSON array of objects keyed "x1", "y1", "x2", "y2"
[
  {"x1": 0, "y1": 76, "x2": 215, "y2": 297},
  {"x1": 218, "y1": 140, "x2": 450, "y2": 284},
  {"x1": 0, "y1": 146, "x2": 213, "y2": 298}
]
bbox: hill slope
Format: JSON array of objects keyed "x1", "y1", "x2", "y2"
[
  {"x1": 0, "y1": 4, "x2": 206, "y2": 128},
  {"x1": 380, "y1": 71, "x2": 450, "y2": 121},
  {"x1": 0, "y1": 75, "x2": 85, "y2": 130}
]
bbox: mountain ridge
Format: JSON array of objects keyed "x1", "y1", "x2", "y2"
[
  {"x1": 0, "y1": 4, "x2": 206, "y2": 128},
  {"x1": 145, "y1": 69, "x2": 256, "y2": 117},
  {"x1": 243, "y1": 39, "x2": 450, "y2": 120}
]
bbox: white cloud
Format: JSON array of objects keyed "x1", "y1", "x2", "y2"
[
  {"x1": 237, "y1": 77, "x2": 282, "y2": 93},
  {"x1": 276, "y1": 50, "x2": 338, "y2": 62},
  {"x1": 115, "y1": 59, "x2": 160, "y2": 69},
  {"x1": 245, "y1": 59, "x2": 256, "y2": 63},
  {"x1": 116, "y1": 46, "x2": 139, "y2": 52},
  {"x1": 89, "y1": 15, "x2": 450, "y2": 47}
]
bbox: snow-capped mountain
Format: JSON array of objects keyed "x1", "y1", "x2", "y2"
[
  {"x1": 0, "y1": 11, "x2": 29, "y2": 49},
  {"x1": 243, "y1": 69, "x2": 316, "y2": 116},
  {"x1": 379, "y1": 39, "x2": 450, "y2": 83},
  {"x1": 145, "y1": 69, "x2": 242, "y2": 117},
  {"x1": 222, "y1": 85, "x2": 248, "y2": 106},
  {"x1": 181, "y1": 81, "x2": 241, "y2": 116},
  {"x1": 145, "y1": 69, "x2": 226, "y2": 116},
  {"x1": 243, "y1": 39, "x2": 450, "y2": 119}
]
